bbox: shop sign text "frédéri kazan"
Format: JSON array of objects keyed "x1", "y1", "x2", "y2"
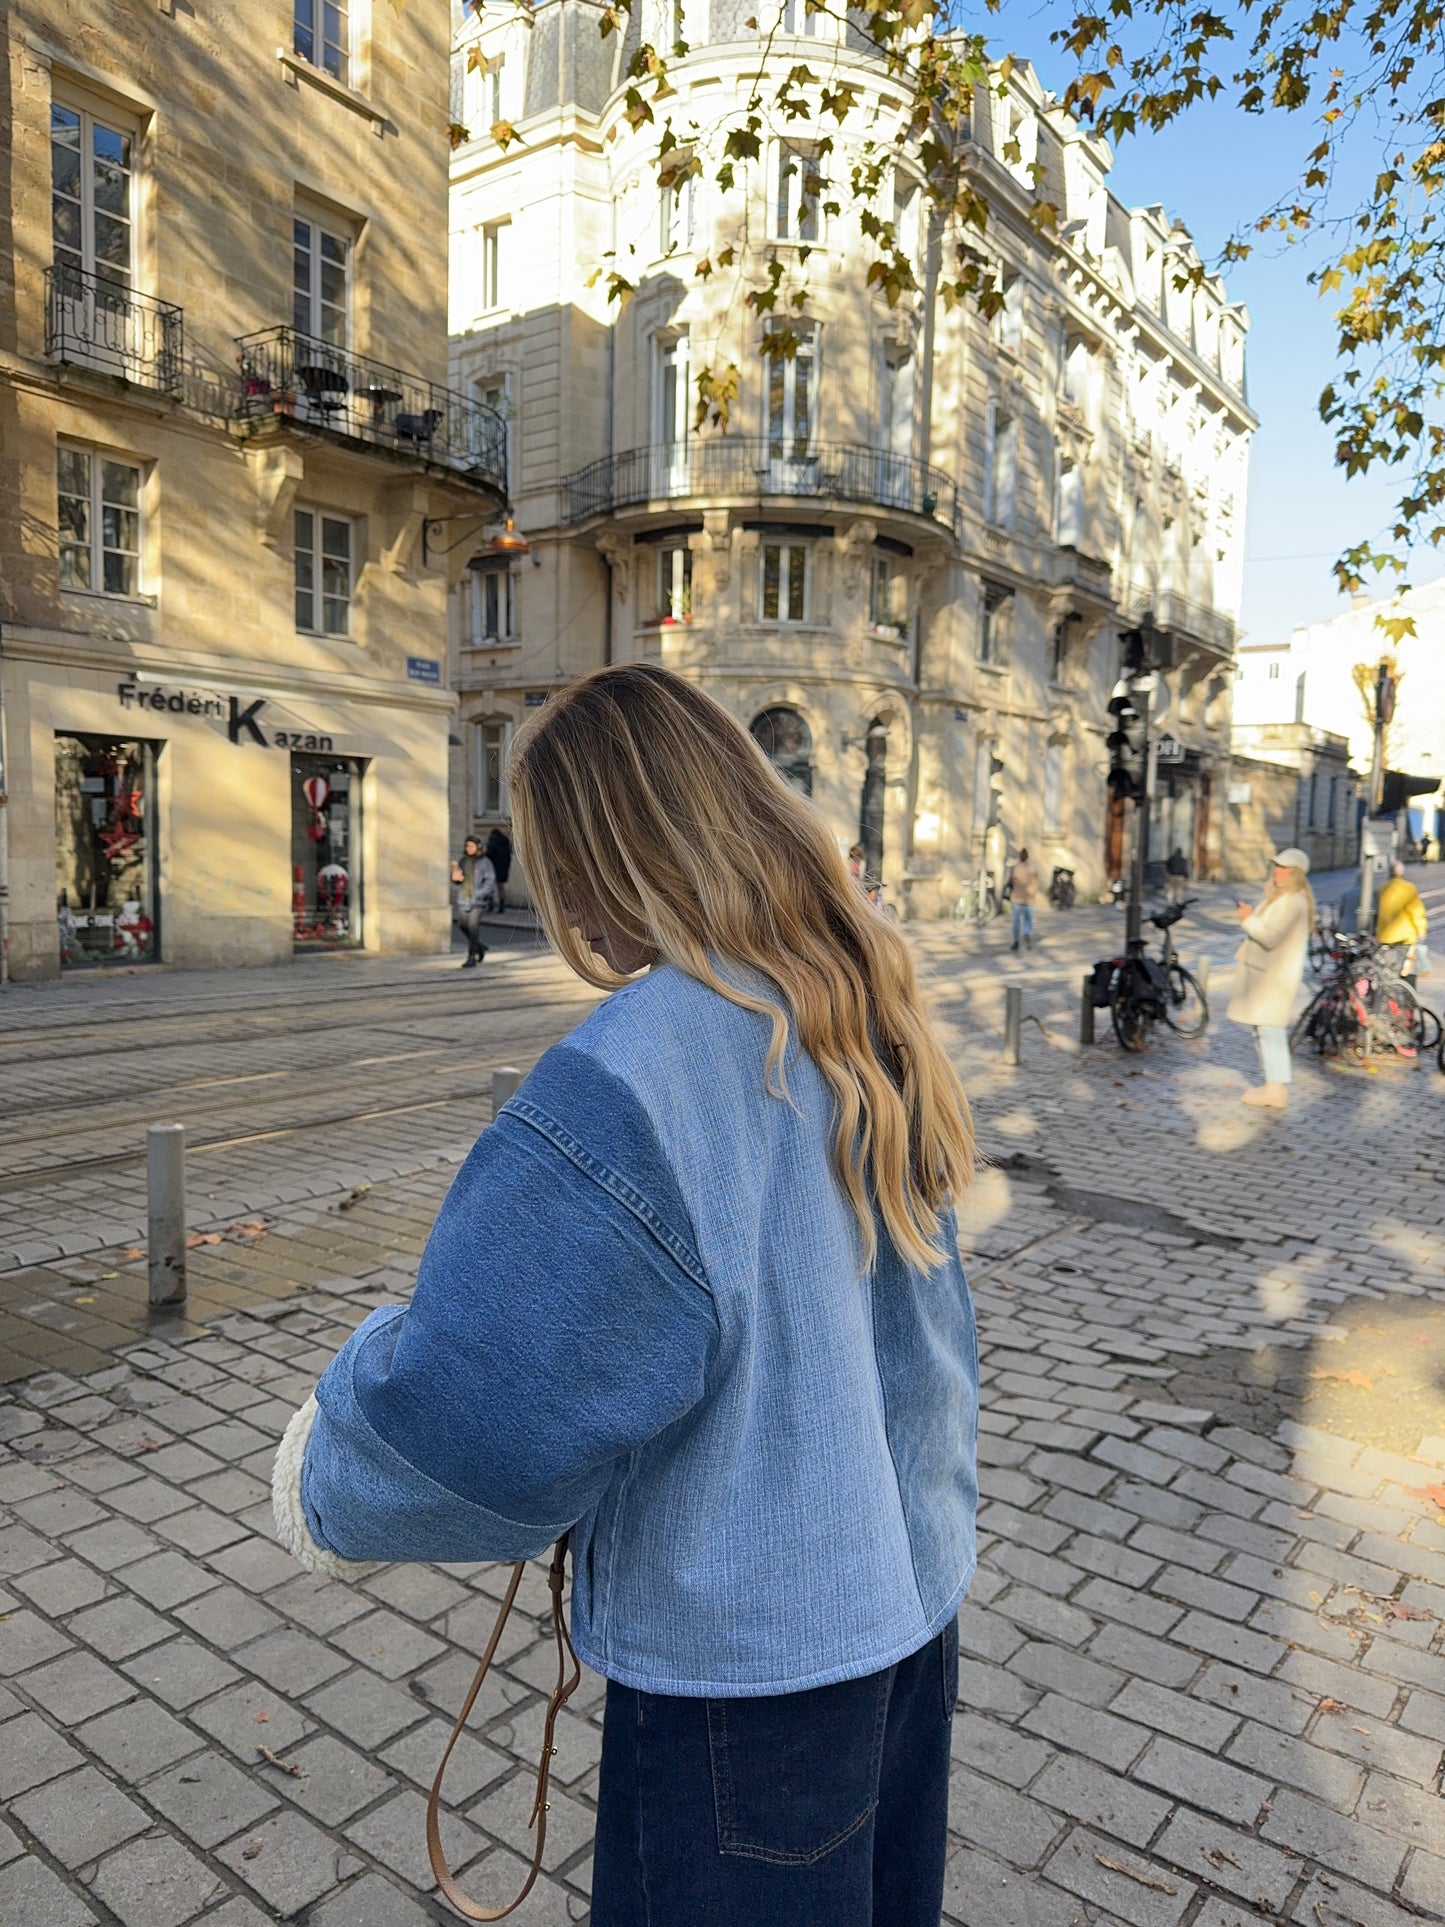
[{"x1": 117, "y1": 683, "x2": 333, "y2": 751}]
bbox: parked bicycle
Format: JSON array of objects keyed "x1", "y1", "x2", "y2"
[
  {"x1": 1307, "y1": 906, "x2": 1340, "y2": 980},
  {"x1": 1092, "y1": 897, "x2": 1210, "y2": 1051},
  {"x1": 952, "y1": 870, "x2": 1001, "y2": 925},
  {"x1": 1291, "y1": 930, "x2": 1441, "y2": 1064}
]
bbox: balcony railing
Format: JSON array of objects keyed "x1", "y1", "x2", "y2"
[
  {"x1": 234, "y1": 327, "x2": 508, "y2": 496},
  {"x1": 45, "y1": 264, "x2": 184, "y2": 396},
  {"x1": 1121, "y1": 583, "x2": 1237, "y2": 657},
  {"x1": 563, "y1": 440, "x2": 958, "y2": 531}
]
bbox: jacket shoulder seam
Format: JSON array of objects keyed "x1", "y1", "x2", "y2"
[{"x1": 504, "y1": 1097, "x2": 712, "y2": 1298}]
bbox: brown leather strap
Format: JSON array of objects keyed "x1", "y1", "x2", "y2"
[{"x1": 426, "y1": 1539, "x2": 580, "y2": 1920}]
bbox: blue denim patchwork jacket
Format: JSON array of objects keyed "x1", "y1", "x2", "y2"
[{"x1": 300, "y1": 964, "x2": 979, "y2": 1697}]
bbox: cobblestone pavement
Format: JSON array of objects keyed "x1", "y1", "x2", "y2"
[{"x1": 2, "y1": 882, "x2": 1444, "y2": 1925}]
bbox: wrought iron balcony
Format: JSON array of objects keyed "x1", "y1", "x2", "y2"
[
  {"x1": 563, "y1": 440, "x2": 958, "y2": 531},
  {"x1": 234, "y1": 327, "x2": 507, "y2": 496},
  {"x1": 44, "y1": 264, "x2": 184, "y2": 396},
  {"x1": 1122, "y1": 583, "x2": 1236, "y2": 658}
]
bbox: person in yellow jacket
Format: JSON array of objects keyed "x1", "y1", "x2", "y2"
[{"x1": 1376, "y1": 859, "x2": 1428, "y2": 978}]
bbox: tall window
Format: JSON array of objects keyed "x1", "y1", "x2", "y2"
[
  {"x1": 881, "y1": 355, "x2": 914, "y2": 459},
  {"x1": 759, "y1": 542, "x2": 808, "y2": 623},
  {"x1": 1054, "y1": 457, "x2": 1081, "y2": 547},
  {"x1": 57, "y1": 447, "x2": 141, "y2": 597},
  {"x1": 1050, "y1": 619, "x2": 1071, "y2": 683},
  {"x1": 979, "y1": 583, "x2": 1011, "y2": 664},
  {"x1": 984, "y1": 405, "x2": 1016, "y2": 528},
  {"x1": 51, "y1": 103, "x2": 133, "y2": 288},
  {"x1": 475, "y1": 377, "x2": 510, "y2": 488},
  {"x1": 480, "y1": 221, "x2": 507, "y2": 310},
  {"x1": 1062, "y1": 334, "x2": 1097, "y2": 421},
  {"x1": 776, "y1": 143, "x2": 821, "y2": 240},
  {"x1": 766, "y1": 325, "x2": 816, "y2": 458},
  {"x1": 1043, "y1": 742, "x2": 1064, "y2": 832},
  {"x1": 1327, "y1": 776, "x2": 1338, "y2": 830},
  {"x1": 780, "y1": 0, "x2": 818, "y2": 29},
  {"x1": 468, "y1": 564, "x2": 514, "y2": 645},
  {"x1": 660, "y1": 173, "x2": 694, "y2": 254},
  {"x1": 294, "y1": 0, "x2": 351, "y2": 85},
  {"x1": 995, "y1": 271, "x2": 1023, "y2": 355},
  {"x1": 473, "y1": 720, "x2": 511, "y2": 816},
  {"x1": 295, "y1": 509, "x2": 353, "y2": 637},
  {"x1": 293, "y1": 216, "x2": 348, "y2": 344},
  {"x1": 657, "y1": 543, "x2": 693, "y2": 620},
  {"x1": 870, "y1": 556, "x2": 908, "y2": 635}
]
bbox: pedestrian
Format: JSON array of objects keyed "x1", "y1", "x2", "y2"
[
  {"x1": 1165, "y1": 844, "x2": 1188, "y2": 906},
  {"x1": 1006, "y1": 846, "x2": 1040, "y2": 951},
  {"x1": 450, "y1": 834, "x2": 494, "y2": 968},
  {"x1": 273, "y1": 663, "x2": 980, "y2": 1927},
  {"x1": 1227, "y1": 846, "x2": 1314, "y2": 1110},
  {"x1": 485, "y1": 823, "x2": 513, "y2": 912},
  {"x1": 1375, "y1": 858, "x2": 1429, "y2": 979}
]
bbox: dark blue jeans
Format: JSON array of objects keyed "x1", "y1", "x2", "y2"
[{"x1": 591, "y1": 1621, "x2": 958, "y2": 1926}]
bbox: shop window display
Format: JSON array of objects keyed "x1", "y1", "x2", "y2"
[
  {"x1": 292, "y1": 753, "x2": 363, "y2": 948},
  {"x1": 55, "y1": 734, "x2": 158, "y2": 966}
]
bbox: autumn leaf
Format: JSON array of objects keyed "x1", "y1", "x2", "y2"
[
  {"x1": 186, "y1": 1232, "x2": 222, "y2": 1250},
  {"x1": 1317, "y1": 1697, "x2": 1347, "y2": 1714},
  {"x1": 1310, "y1": 1368, "x2": 1374, "y2": 1390},
  {"x1": 1382, "y1": 1600, "x2": 1434, "y2": 1622},
  {"x1": 1404, "y1": 1483, "x2": 1445, "y2": 1511}
]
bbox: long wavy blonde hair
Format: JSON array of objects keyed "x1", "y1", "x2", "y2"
[{"x1": 508, "y1": 664, "x2": 974, "y2": 1272}]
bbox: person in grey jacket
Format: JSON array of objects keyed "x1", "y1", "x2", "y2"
[
  {"x1": 273, "y1": 664, "x2": 980, "y2": 1926},
  {"x1": 450, "y1": 835, "x2": 494, "y2": 968}
]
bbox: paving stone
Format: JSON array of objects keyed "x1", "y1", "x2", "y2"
[
  {"x1": 1109, "y1": 1679, "x2": 1239, "y2": 1753},
  {"x1": 1398, "y1": 1848, "x2": 1445, "y2": 1919},
  {"x1": 1044, "y1": 1826, "x2": 1195, "y2": 1927},
  {"x1": 1010, "y1": 1640, "x2": 1126, "y2": 1708},
  {"x1": 120, "y1": 1635, "x2": 242, "y2": 1709},
  {"x1": 1075, "y1": 1576, "x2": 1183, "y2": 1636},
  {"x1": 1134, "y1": 1734, "x2": 1272, "y2": 1826},
  {"x1": 1277, "y1": 1650, "x2": 1399, "y2": 1718},
  {"x1": 1354, "y1": 1767, "x2": 1442, "y2": 1849},
  {"x1": 0, "y1": 1712, "x2": 86, "y2": 1799},
  {"x1": 205, "y1": 1538, "x2": 298, "y2": 1594},
  {"x1": 87, "y1": 1833, "x2": 225, "y2": 1927},
  {"x1": 1020, "y1": 1692, "x2": 1150, "y2": 1773},
  {"x1": 216, "y1": 1807, "x2": 342, "y2": 1915},
  {"x1": 0, "y1": 1608, "x2": 73, "y2": 1675},
  {"x1": 1313, "y1": 1712, "x2": 1442, "y2": 1787},
  {"x1": 1169, "y1": 1611, "x2": 1283, "y2": 1675},
  {"x1": 346, "y1": 1785, "x2": 486, "y2": 1892},
  {"x1": 304, "y1": 1668, "x2": 431, "y2": 1749},
  {"x1": 152, "y1": 1506, "x2": 250, "y2": 1558},
  {"x1": 330, "y1": 1607, "x2": 447, "y2": 1681},
  {"x1": 190, "y1": 1677, "x2": 314, "y2": 1760},
  {"x1": 1088, "y1": 1623, "x2": 1200, "y2": 1690},
  {"x1": 1130, "y1": 1524, "x2": 1229, "y2": 1576},
  {"x1": 994, "y1": 1588, "x2": 1097, "y2": 1648},
  {"x1": 1225, "y1": 1720, "x2": 1367, "y2": 1806},
  {"x1": 1398, "y1": 1689, "x2": 1445, "y2": 1742},
  {"x1": 1066, "y1": 1537, "x2": 1164, "y2": 1590},
  {"x1": 278, "y1": 1733, "x2": 396, "y2": 1825},
  {"x1": 12, "y1": 1489, "x2": 110, "y2": 1537},
  {"x1": 1260, "y1": 1787, "x2": 1406, "y2": 1890},
  {"x1": 64, "y1": 1594, "x2": 173, "y2": 1661},
  {"x1": 941, "y1": 1846, "x2": 1093, "y2": 1927},
  {"x1": 174, "y1": 1585, "x2": 283, "y2": 1651},
  {"x1": 947, "y1": 1765, "x2": 1064, "y2": 1869},
  {"x1": 143, "y1": 1748, "x2": 280, "y2": 1848},
  {"x1": 235, "y1": 1626, "x2": 352, "y2": 1697},
  {"x1": 1031, "y1": 1754, "x2": 1171, "y2": 1847},
  {"x1": 468, "y1": 1770, "x2": 595, "y2": 1873},
  {"x1": 11, "y1": 1764, "x2": 150, "y2": 1866},
  {"x1": 958, "y1": 1600, "x2": 1028, "y2": 1663},
  {"x1": 0, "y1": 1855, "x2": 99, "y2": 1926},
  {"x1": 955, "y1": 1657, "x2": 1040, "y2": 1720},
  {"x1": 76, "y1": 1696, "x2": 206, "y2": 1779},
  {"x1": 11, "y1": 1555, "x2": 111, "y2": 1618},
  {"x1": 17, "y1": 1650, "x2": 137, "y2": 1725},
  {"x1": 1152, "y1": 1806, "x2": 1298, "y2": 1912},
  {"x1": 266, "y1": 1572, "x2": 374, "y2": 1636},
  {"x1": 62, "y1": 1519, "x2": 159, "y2": 1572},
  {"x1": 309, "y1": 1871, "x2": 434, "y2": 1926},
  {"x1": 380, "y1": 1717, "x2": 511, "y2": 1801}
]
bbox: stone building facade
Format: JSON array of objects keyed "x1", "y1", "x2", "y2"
[
  {"x1": 447, "y1": 0, "x2": 1253, "y2": 912},
  {"x1": 1224, "y1": 725, "x2": 1360, "y2": 882},
  {"x1": 0, "y1": 0, "x2": 506, "y2": 980}
]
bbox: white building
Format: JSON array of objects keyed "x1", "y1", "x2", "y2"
[
  {"x1": 446, "y1": 0, "x2": 1254, "y2": 910},
  {"x1": 1234, "y1": 578, "x2": 1445, "y2": 843}
]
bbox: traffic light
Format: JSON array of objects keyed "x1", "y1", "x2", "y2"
[
  {"x1": 1107, "y1": 678, "x2": 1141, "y2": 801},
  {"x1": 1120, "y1": 626, "x2": 1148, "y2": 676},
  {"x1": 987, "y1": 751, "x2": 1005, "y2": 826}
]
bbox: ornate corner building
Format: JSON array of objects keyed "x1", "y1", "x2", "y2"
[
  {"x1": 447, "y1": 0, "x2": 1254, "y2": 912},
  {"x1": 0, "y1": 0, "x2": 507, "y2": 980}
]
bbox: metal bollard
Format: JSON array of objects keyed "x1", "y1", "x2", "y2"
[
  {"x1": 147, "y1": 1124, "x2": 187, "y2": 1309},
  {"x1": 1195, "y1": 957, "x2": 1212, "y2": 996},
  {"x1": 1079, "y1": 972, "x2": 1096, "y2": 1045},
  {"x1": 492, "y1": 1066, "x2": 523, "y2": 1114},
  {"x1": 1004, "y1": 985, "x2": 1022, "y2": 1065}
]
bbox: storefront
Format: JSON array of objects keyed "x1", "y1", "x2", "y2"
[{"x1": 1, "y1": 646, "x2": 454, "y2": 981}]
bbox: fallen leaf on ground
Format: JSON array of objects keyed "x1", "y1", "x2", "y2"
[
  {"x1": 122, "y1": 1247, "x2": 145, "y2": 1260},
  {"x1": 74, "y1": 1296, "x2": 93, "y2": 1305},
  {"x1": 256, "y1": 1744, "x2": 302, "y2": 1777},
  {"x1": 1383, "y1": 1600, "x2": 1434, "y2": 1622},
  {"x1": 1093, "y1": 1853, "x2": 1176, "y2": 1894},
  {"x1": 241, "y1": 1838, "x2": 263, "y2": 1861},
  {"x1": 228, "y1": 1219, "x2": 269, "y2": 1240},
  {"x1": 1206, "y1": 1847, "x2": 1242, "y2": 1869},
  {"x1": 1404, "y1": 1483, "x2": 1445, "y2": 1511},
  {"x1": 337, "y1": 1184, "x2": 372, "y2": 1211},
  {"x1": 1310, "y1": 1369, "x2": 1373, "y2": 1390},
  {"x1": 253, "y1": 1709, "x2": 271, "y2": 1724},
  {"x1": 186, "y1": 1232, "x2": 222, "y2": 1249},
  {"x1": 1317, "y1": 1697, "x2": 1347, "y2": 1715}
]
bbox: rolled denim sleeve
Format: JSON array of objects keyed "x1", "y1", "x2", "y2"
[{"x1": 300, "y1": 1053, "x2": 719, "y2": 1566}]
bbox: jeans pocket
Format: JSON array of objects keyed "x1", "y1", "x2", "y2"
[
  {"x1": 941, "y1": 1618, "x2": 959, "y2": 1720},
  {"x1": 707, "y1": 1669, "x2": 891, "y2": 1866}
]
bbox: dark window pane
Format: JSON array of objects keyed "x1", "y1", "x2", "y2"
[
  {"x1": 761, "y1": 545, "x2": 780, "y2": 620},
  {"x1": 102, "y1": 548, "x2": 136, "y2": 595},
  {"x1": 787, "y1": 547, "x2": 806, "y2": 622}
]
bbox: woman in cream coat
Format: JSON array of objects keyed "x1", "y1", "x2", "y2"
[{"x1": 1227, "y1": 848, "x2": 1315, "y2": 1109}]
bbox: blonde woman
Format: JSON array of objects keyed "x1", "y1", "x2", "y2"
[
  {"x1": 1228, "y1": 847, "x2": 1315, "y2": 1109},
  {"x1": 274, "y1": 665, "x2": 979, "y2": 1926}
]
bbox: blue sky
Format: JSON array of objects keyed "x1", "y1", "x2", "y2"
[{"x1": 976, "y1": 1, "x2": 1444, "y2": 648}]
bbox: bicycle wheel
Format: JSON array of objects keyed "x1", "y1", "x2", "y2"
[
  {"x1": 1111, "y1": 968, "x2": 1150, "y2": 1052},
  {"x1": 1419, "y1": 1004, "x2": 1444, "y2": 1053},
  {"x1": 1290, "y1": 987, "x2": 1333, "y2": 1054},
  {"x1": 1163, "y1": 963, "x2": 1209, "y2": 1037}
]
